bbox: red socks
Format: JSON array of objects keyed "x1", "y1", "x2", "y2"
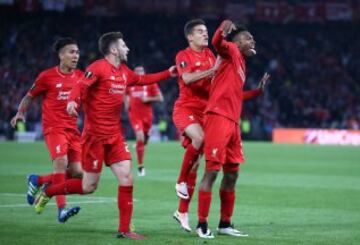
[
  {"x1": 136, "y1": 141, "x2": 145, "y2": 166},
  {"x1": 52, "y1": 173, "x2": 66, "y2": 209},
  {"x1": 45, "y1": 178, "x2": 83, "y2": 197},
  {"x1": 177, "y1": 144, "x2": 200, "y2": 183},
  {"x1": 178, "y1": 171, "x2": 197, "y2": 213},
  {"x1": 198, "y1": 190, "x2": 212, "y2": 223},
  {"x1": 118, "y1": 186, "x2": 133, "y2": 233},
  {"x1": 220, "y1": 189, "x2": 235, "y2": 222},
  {"x1": 37, "y1": 174, "x2": 53, "y2": 186}
]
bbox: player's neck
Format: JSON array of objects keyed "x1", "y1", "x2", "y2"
[
  {"x1": 189, "y1": 43, "x2": 204, "y2": 53},
  {"x1": 105, "y1": 55, "x2": 121, "y2": 68},
  {"x1": 58, "y1": 64, "x2": 74, "y2": 74}
]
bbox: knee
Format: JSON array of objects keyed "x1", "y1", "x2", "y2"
[
  {"x1": 82, "y1": 182, "x2": 98, "y2": 194},
  {"x1": 200, "y1": 171, "x2": 218, "y2": 190},
  {"x1": 222, "y1": 172, "x2": 238, "y2": 189},
  {"x1": 120, "y1": 173, "x2": 133, "y2": 186},
  {"x1": 53, "y1": 157, "x2": 68, "y2": 172},
  {"x1": 68, "y1": 165, "x2": 83, "y2": 178}
]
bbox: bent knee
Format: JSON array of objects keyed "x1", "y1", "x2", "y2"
[{"x1": 83, "y1": 183, "x2": 98, "y2": 194}]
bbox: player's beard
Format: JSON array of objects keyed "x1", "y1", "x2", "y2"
[{"x1": 119, "y1": 53, "x2": 127, "y2": 63}]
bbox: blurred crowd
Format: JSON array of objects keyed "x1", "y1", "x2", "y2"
[{"x1": 1, "y1": 10, "x2": 359, "y2": 140}]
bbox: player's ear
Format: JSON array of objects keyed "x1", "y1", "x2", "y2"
[{"x1": 109, "y1": 43, "x2": 116, "y2": 54}]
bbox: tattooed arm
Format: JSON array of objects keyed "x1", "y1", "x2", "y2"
[{"x1": 10, "y1": 94, "x2": 34, "y2": 128}]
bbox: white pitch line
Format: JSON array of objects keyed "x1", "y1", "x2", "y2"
[
  {"x1": 0, "y1": 200, "x2": 116, "y2": 208},
  {"x1": 0, "y1": 193, "x2": 137, "y2": 208}
]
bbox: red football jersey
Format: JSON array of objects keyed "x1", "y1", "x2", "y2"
[
  {"x1": 69, "y1": 59, "x2": 170, "y2": 136},
  {"x1": 127, "y1": 84, "x2": 161, "y2": 118},
  {"x1": 174, "y1": 47, "x2": 216, "y2": 110},
  {"x1": 27, "y1": 66, "x2": 83, "y2": 134},
  {"x1": 205, "y1": 23, "x2": 247, "y2": 123}
]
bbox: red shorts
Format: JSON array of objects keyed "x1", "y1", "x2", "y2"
[
  {"x1": 173, "y1": 106, "x2": 204, "y2": 148},
  {"x1": 128, "y1": 113, "x2": 153, "y2": 135},
  {"x1": 204, "y1": 113, "x2": 244, "y2": 171},
  {"x1": 44, "y1": 128, "x2": 81, "y2": 162},
  {"x1": 81, "y1": 133, "x2": 131, "y2": 173}
]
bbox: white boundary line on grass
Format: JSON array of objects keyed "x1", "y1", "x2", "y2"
[
  {"x1": 0, "y1": 193, "x2": 137, "y2": 208},
  {"x1": 0, "y1": 200, "x2": 115, "y2": 208}
]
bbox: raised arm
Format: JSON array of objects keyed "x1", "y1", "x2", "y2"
[
  {"x1": 243, "y1": 73, "x2": 270, "y2": 101},
  {"x1": 212, "y1": 20, "x2": 236, "y2": 57}
]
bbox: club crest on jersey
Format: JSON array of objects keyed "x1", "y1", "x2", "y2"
[
  {"x1": 180, "y1": 61, "x2": 187, "y2": 68},
  {"x1": 85, "y1": 71, "x2": 93, "y2": 79},
  {"x1": 195, "y1": 62, "x2": 201, "y2": 66}
]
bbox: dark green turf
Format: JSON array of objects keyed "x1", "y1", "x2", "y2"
[{"x1": 0, "y1": 141, "x2": 359, "y2": 244}]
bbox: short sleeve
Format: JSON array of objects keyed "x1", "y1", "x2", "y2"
[
  {"x1": 175, "y1": 51, "x2": 194, "y2": 77},
  {"x1": 27, "y1": 72, "x2": 48, "y2": 98},
  {"x1": 82, "y1": 62, "x2": 102, "y2": 86}
]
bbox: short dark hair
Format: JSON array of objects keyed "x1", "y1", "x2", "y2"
[
  {"x1": 52, "y1": 37, "x2": 77, "y2": 53},
  {"x1": 98, "y1": 32, "x2": 123, "y2": 55},
  {"x1": 184, "y1": 19, "x2": 206, "y2": 38},
  {"x1": 226, "y1": 25, "x2": 248, "y2": 42}
]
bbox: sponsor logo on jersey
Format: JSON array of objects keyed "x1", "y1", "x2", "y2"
[
  {"x1": 188, "y1": 115, "x2": 194, "y2": 121},
  {"x1": 109, "y1": 83, "x2": 126, "y2": 94},
  {"x1": 56, "y1": 83, "x2": 62, "y2": 88},
  {"x1": 56, "y1": 145, "x2": 61, "y2": 154},
  {"x1": 57, "y1": 91, "x2": 71, "y2": 100}
]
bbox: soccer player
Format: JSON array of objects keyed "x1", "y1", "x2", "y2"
[
  {"x1": 196, "y1": 20, "x2": 270, "y2": 238},
  {"x1": 34, "y1": 32, "x2": 177, "y2": 240},
  {"x1": 172, "y1": 19, "x2": 262, "y2": 233},
  {"x1": 10, "y1": 37, "x2": 83, "y2": 223},
  {"x1": 126, "y1": 65, "x2": 164, "y2": 177},
  {"x1": 172, "y1": 19, "x2": 219, "y2": 232}
]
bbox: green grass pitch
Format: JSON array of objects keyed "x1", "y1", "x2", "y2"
[{"x1": 0, "y1": 141, "x2": 359, "y2": 245}]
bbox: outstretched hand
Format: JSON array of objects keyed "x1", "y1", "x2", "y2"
[
  {"x1": 168, "y1": 65, "x2": 178, "y2": 77},
  {"x1": 221, "y1": 20, "x2": 236, "y2": 37},
  {"x1": 258, "y1": 73, "x2": 270, "y2": 92}
]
